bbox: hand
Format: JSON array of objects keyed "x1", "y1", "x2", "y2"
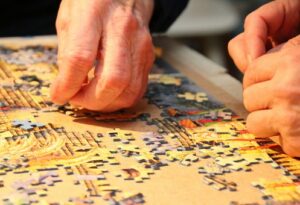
[
  {"x1": 243, "y1": 37, "x2": 300, "y2": 157},
  {"x1": 50, "y1": 0, "x2": 155, "y2": 112},
  {"x1": 228, "y1": 0, "x2": 300, "y2": 72}
]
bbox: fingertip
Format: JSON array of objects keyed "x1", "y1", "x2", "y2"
[
  {"x1": 49, "y1": 78, "x2": 68, "y2": 105},
  {"x1": 68, "y1": 86, "x2": 87, "y2": 108},
  {"x1": 246, "y1": 110, "x2": 277, "y2": 138},
  {"x1": 227, "y1": 38, "x2": 235, "y2": 59},
  {"x1": 227, "y1": 33, "x2": 248, "y2": 73}
]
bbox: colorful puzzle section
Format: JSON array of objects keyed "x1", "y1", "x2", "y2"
[{"x1": 0, "y1": 45, "x2": 300, "y2": 205}]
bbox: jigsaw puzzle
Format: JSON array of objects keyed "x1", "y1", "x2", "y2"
[{"x1": 0, "y1": 41, "x2": 300, "y2": 205}]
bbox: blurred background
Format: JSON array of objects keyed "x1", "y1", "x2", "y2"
[
  {"x1": 165, "y1": 0, "x2": 268, "y2": 81},
  {"x1": 0, "y1": 0, "x2": 268, "y2": 82}
]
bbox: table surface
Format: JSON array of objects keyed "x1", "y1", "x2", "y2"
[{"x1": 0, "y1": 36, "x2": 298, "y2": 205}]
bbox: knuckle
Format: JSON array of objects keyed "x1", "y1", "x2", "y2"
[
  {"x1": 278, "y1": 111, "x2": 300, "y2": 157},
  {"x1": 279, "y1": 111, "x2": 299, "y2": 130},
  {"x1": 96, "y1": 73, "x2": 131, "y2": 100},
  {"x1": 277, "y1": 114, "x2": 299, "y2": 138},
  {"x1": 243, "y1": 70, "x2": 254, "y2": 88},
  {"x1": 106, "y1": 73, "x2": 130, "y2": 88},
  {"x1": 62, "y1": 49, "x2": 95, "y2": 71},
  {"x1": 273, "y1": 83, "x2": 298, "y2": 102},
  {"x1": 127, "y1": 14, "x2": 139, "y2": 29},
  {"x1": 113, "y1": 11, "x2": 139, "y2": 32},
  {"x1": 122, "y1": 15, "x2": 139, "y2": 33},
  {"x1": 244, "y1": 12, "x2": 255, "y2": 28}
]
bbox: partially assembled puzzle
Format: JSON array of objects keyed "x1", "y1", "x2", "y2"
[{"x1": 0, "y1": 42, "x2": 300, "y2": 205}]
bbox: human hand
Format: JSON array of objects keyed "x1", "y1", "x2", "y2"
[
  {"x1": 228, "y1": 0, "x2": 300, "y2": 72},
  {"x1": 243, "y1": 36, "x2": 300, "y2": 157},
  {"x1": 50, "y1": 0, "x2": 155, "y2": 112}
]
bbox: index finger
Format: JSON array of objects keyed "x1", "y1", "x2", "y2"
[
  {"x1": 50, "y1": 0, "x2": 103, "y2": 104},
  {"x1": 243, "y1": 51, "x2": 279, "y2": 88},
  {"x1": 69, "y1": 8, "x2": 140, "y2": 110},
  {"x1": 244, "y1": 1, "x2": 286, "y2": 60}
]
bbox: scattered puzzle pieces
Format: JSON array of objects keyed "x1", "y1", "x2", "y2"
[
  {"x1": 198, "y1": 161, "x2": 231, "y2": 175},
  {"x1": 252, "y1": 177, "x2": 300, "y2": 202},
  {"x1": 12, "y1": 119, "x2": 45, "y2": 130},
  {"x1": 177, "y1": 92, "x2": 208, "y2": 103},
  {"x1": 1, "y1": 43, "x2": 300, "y2": 205},
  {"x1": 203, "y1": 175, "x2": 237, "y2": 191}
]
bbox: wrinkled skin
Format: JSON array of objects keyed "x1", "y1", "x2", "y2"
[
  {"x1": 228, "y1": 0, "x2": 300, "y2": 156},
  {"x1": 50, "y1": 0, "x2": 155, "y2": 112}
]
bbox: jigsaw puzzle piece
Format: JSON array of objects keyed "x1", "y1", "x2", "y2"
[{"x1": 12, "y1": 119, "x2": 45, "y2": 131}]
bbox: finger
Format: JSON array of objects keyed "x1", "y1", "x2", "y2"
[
  {"x1": 69, "y1": 10, "x2": 138, "y2": 110},
  {"x1": 276, "y1": 106, "x2": 300, "y2": 157},
  {"x1": 102, "y1": 62, "x2": 144, "y2": 112},
  {"x1": 244, "y1": 1, "x2": 287, "y2": 60},
  {"x1": 56, "y1": 0, "x2": 70, "y2": 64},
  {"x1": 235, "y1": 35, "x2": 300, "y2": 91},
  {"x1": 243, "y1": 80, "x2": 273, "y2": 112},
  {"x1": 50, "y1": 0, "x2": 103, "y2": 104},
  {"x1": 243, "y1": 52, "x2": 279, "y2": 88},
  {"x1": 103, "y1": 31, "x2": 154, "y2": 112},
  {"x1": 228, "y1": 33, "x2": 248, "y2": 73},
  {"x1": 246, "y1": 110, "x2": 278, "y2": 138},
  {"x1": 135, "y1": 43, "x2": 154, "y2": 100}
]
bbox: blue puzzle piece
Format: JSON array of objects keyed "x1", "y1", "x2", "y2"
[{"x1": 12, "y1": 119, "x2": 45, "y2": 130}]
